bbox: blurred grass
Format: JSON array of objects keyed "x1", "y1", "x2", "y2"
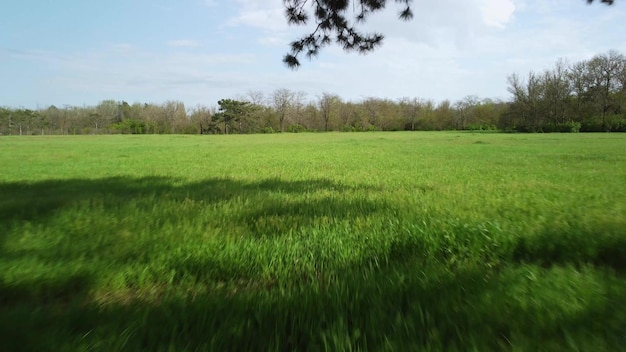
[{"x1": 1, "y1": 132, "x2": 625, "y2": 351}]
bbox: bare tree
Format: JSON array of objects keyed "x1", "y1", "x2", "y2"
[
  {"x1": 189, "y1": 105, "x2": 215, "y2": 134},
  {"x1": 272, "y1": 88, "x2": 296, "y2": 133},
  {"x1": 246, "y1": 90, "x2": 266, "y2": 106},
  {"x1": 542, "y1": 59, "x2": 571, "y2": 127},
  {"x1": 506, "y1": 71, "x2": 545, "y2": 131},
  {"x1": 292, "y1": 91, "x2": 308, "y2": 129},
  {"x1": 586, "y1": 50, "x2": 625, "y2": 129},
  {"x1": 318, "y1": 92, "x2": 340, "y2": 131},
  {"x1": 454, "y1": 96, "x2": 480, "y2": 130}
]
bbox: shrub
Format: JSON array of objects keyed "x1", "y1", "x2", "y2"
[
  {"x1": 287, "y1": 124, "x2": 307, "y2": 133},
  {"x1": 580, "y1": 115, "x2": 626, "y2": 132},
  {"x1": 113, "y1": 119, "x2": 147, "y2": 134},
  {"x1": 607, "y1": 116, "x2": 626, "y2": 132},
  {"x1": 558, "y1": 121, "x2": 581, "y2": 133},
  {"x1": 466, "y1": 124, "x2": 498, "y2": 131},
  {"x1": 341, "y1": 125, "x2": 357, "y2": 132},
  {"x1": 261, "y1": 127, "x2": 275, "y2": 134}
]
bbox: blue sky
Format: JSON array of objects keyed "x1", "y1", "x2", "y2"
[{"x1": 1, "y1": 0, "x2": 625, "y2": 109}]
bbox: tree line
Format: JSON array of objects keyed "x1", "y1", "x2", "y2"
[
  {"x1": 504, "y1": 50, "x2": 626, "y2": 132},
  {"x1": 1, "y1": 50, "x2": 624, "y2": 136},
  {"x1": 0, "y1": 94, "x2": 507, "y2": 136}
]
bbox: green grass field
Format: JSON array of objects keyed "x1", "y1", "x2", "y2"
[{"x1": 1, "y1": 132, "x2": 625, "y2": 351}]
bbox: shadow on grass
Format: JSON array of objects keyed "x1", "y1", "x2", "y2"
[
  {"x1": 0, "y1": 177, "x2": 368, "y2": 224},
  {"x1": 2, "y1": 260, "x2": 624, "y2": 351},
  {"x1": 1, "y1": 177, "x2": 625, "y2": 350},
  {"x1": 0, "y1": 176, "x2": 385, "y2": 267},
  {"x1": 512, "y1": 222, "x2": 626, "y2": 272}
]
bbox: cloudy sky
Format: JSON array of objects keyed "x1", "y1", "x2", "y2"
[{"x1": 1, "y1": 0, "x2": 625, "y2": 108}]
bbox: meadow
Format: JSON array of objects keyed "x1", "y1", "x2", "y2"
[{"x1": 0, "y1": 132, "x2": 625, "y2": 351}]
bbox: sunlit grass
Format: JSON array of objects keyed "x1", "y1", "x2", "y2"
[{"x1": 1, "y1": 132, "x2": 625, "y2": 351}]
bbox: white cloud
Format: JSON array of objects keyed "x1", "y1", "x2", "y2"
[
  {"x1": 479, "y1": 0, "x2": 516, "y2": 28},
  {"x1": 226, "y1": 0, "x2": 514, "y2": 56},
  {"x1": 228, "y1": 0, "x2": 287, "y2": 32}
]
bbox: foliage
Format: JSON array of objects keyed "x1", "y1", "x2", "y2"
[
  {"x1": 281, "y1": 0, "x2": 614, "y2": 68},
  {"x1": 0, "y1": 108, "x2": 47, "y2": 135},
  {"x1": 1, "y1": 133, "x2": 625, "y2": 350},
  {"x1": 214, "y1": 98, "x2": 257, "y2": 134},
  {"x1": 541, "y1": 121, "x2": 581, "y2": 133},
  {"x1": 466, "y1": 123, "x2": 498, "y2": 131},
  {"x1": 503, "y1": 50, "x2": 626, "y2": 132},
  {"x1": 112, "y1": 119, "x2": 148, "y2": 134},
  {"x1": 287, "y1": 124, "x2": 307, "y2": 133},
  {"x1": 282, "y1": 0, "x2": 413, "y2": 68},
  {"x1": 261, "y1": 126, "x2": 276, "y2": 134}
]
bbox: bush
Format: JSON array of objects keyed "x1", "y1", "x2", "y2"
[
  {"x1": 261, "y1": 127, "x2": 275, "y2": 134},
  {"x1": 607, "y1": 116, "x2": 626, "y2": 132},
  {"x1": 581, "y1": 118, "x2": 605, "y2": 132},
  {"x1": 466, "y1": 124, "x2": 498, "y2": 131},
  {"x1": 581, "y1": 115, "x2": 626, "y2": 132},
  {"x1": 538, "y1": 121, "x2": 580, "y2": 133},
  {"x1": 113, "y1": 119, "x2": 147, "y2": 134},
  {"x1": 341, "y1": 125, "x2": 357, "y2": 132},
  {"x1": 558, "y1": 121, "x2": 581, "y2": 133},
  {"x1": 287, "y1": 124, "x2": 307, "y2": 133}
]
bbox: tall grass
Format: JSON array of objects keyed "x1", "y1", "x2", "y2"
[{"x1": 1, "y1": 132, "x2": 625, "y2": 351}]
